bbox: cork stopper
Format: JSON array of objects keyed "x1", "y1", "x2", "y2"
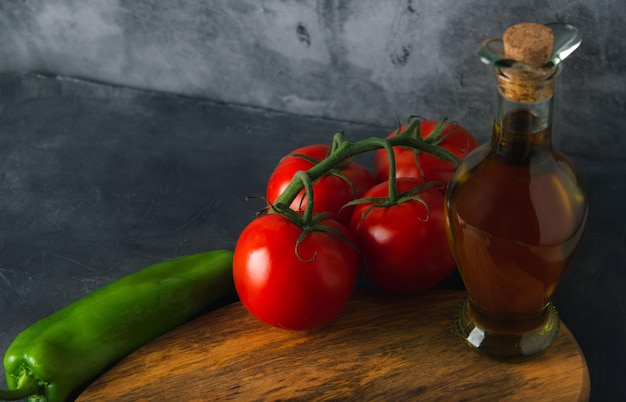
[
  {"x1": 503, "y1": 23, "x2": 554, "y2": 68},
  {"x1": 497, "y1": 23, "x2": 558, "y2": 103}
]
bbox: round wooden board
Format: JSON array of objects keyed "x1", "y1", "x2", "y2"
[{"x1": 78, "y1": 290, "x2": 590, "y2": 401}]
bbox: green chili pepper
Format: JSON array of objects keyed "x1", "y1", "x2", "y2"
[{"x1": 0, "y1": 249, "x2": 235, "y2": 402}]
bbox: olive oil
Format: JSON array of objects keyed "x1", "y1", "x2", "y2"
[{"x1": 445, "y1": 23, "x2": 586, "y2": 356}]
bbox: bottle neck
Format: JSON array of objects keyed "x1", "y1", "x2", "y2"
[{"x1": 490, "y1": 85, "x2": 555, "y2": 163}]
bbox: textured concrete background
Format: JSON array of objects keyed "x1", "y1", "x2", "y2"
[{"x1": 0, "y1": 0, "x2": 624, "y2": 158}]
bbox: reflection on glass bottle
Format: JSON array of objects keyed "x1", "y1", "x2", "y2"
[{"x1": 445, "y1": 23, "x2": 588, "y2": 357}]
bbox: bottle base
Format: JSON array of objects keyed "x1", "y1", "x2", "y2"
[{"x1": 455, "y1": 296, "x2": 560, "y2": 357}]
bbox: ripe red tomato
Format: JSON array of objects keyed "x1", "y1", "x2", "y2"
[
  {"x1": 349, "y1": 178, "x2": 456, "y2": 294},
  {"x1": 233, "y1": 213, "x2": 359, "y2": 330},
  {"x1": 373, "y1": 120, "x2": 479, "y2": 191},
  {"x1": 266, "y1": 144, "x2": 374, "y2": 225}
]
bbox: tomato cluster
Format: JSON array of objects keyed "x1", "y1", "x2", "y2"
[{"x1": 234, "y1": 119, "x2": 478, "y2": 330}]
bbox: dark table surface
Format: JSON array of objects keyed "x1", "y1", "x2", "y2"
[{"x1": 1, "y1": 73, "x2": 624, "y2": 401}]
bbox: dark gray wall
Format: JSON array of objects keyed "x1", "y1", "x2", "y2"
[{"x1": 1, "y1": 1, "x2": 624, "y2": 158}]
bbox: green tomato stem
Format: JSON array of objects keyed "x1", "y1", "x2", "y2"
[
  {"x1": 294, "y1": 170, "x2": 314, "y2": 226},
  {"x1": 379, "y1": 137, "x2": 399, "y2": 202},
  {"x1": 273, "y1": 128, "x2": 459, "y2": 209}
]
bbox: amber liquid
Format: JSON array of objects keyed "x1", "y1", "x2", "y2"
[{"x1": 446, "y1": 110, "x2": 587, "y2": 333}]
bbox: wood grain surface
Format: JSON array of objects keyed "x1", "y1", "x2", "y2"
[{"x1": 78, "y1": 290, "x2": 590, "y2": 401}]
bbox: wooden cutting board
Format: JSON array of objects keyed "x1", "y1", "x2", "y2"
[{"x1": 78, "y1": 290, "x2": 590, "y2": 401}]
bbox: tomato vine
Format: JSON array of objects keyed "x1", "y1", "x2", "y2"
[{"x1": 272, "y1": 117, "x2": 460, "y2": 210}]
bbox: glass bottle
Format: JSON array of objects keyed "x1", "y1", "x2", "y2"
[{"x1": 444, "y1": 23, "x2": 588, "y2": 357}]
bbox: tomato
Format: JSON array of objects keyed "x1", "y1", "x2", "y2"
[
  {"x1": 233, "y1": 212, "x2": 359, "y2": 330},
  {"x1": 266, "y1": 144, "x2": 374, "y2": 225},
  {"x1": 349, "y1": 178, "x2": 456, "y2": 294},
  {"x1": 373, "y1": 120, "x2": 479, "y2": 191}
]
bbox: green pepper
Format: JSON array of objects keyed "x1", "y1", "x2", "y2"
[{"x1": 0, "y1": 249, "x2": 235, "y2": 402}]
